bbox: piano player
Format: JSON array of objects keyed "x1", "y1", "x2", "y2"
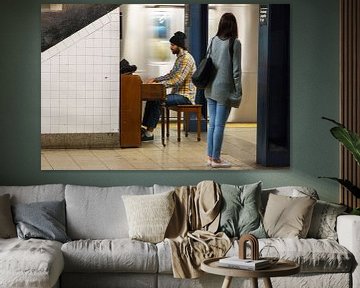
[{"x1": 141, "y1": 31, "x2": 196, "y2": 142}]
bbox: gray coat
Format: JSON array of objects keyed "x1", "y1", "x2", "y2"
[{"x1": 204, "y1": 36, "x2": 242, "y2": 108}]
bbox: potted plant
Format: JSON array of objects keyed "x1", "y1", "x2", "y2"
[{"x1": 320, "y1": 117, "x2": 360, "y2": 215}]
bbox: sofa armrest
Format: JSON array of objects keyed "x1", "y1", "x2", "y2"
[{"x1": 337, "y1": 215, "x2": 360, "y2": 288}]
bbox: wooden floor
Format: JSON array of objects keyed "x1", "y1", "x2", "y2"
[{"x1": 41, "y1": 124, "x2": 262, "y2": 170}]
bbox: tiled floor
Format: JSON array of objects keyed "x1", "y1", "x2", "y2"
[{"x1": 41, "y1": 124, "x2": 262, "y2": 170}]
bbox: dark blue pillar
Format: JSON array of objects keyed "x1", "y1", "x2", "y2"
[
  {"x1": 256, "y1": 4, "x2": 290, "y2": 166},
  {"x1": 186, "y1": 4, "x2": 208, "y2": 132}
]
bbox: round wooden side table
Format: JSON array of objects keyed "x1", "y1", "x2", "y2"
[{"x1": 201, "y1": 257, "x2": 300, "y2": 288}]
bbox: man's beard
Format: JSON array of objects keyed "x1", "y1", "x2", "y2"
[{"x1": 171, "y1": 47, "x2": 180, "y2": 55}]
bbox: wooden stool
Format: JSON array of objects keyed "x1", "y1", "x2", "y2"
[{"x1": 166, "y1": 104, "x2": 202, "y2": 142}]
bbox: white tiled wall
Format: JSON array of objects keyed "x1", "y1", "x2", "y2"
[{"x1": 41, "y1": 8, "x2": 120, "y2": 134}]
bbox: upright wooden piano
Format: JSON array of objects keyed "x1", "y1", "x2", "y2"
[{"x1": 120, "y1": 74, "x2": 166, "y2": 147}]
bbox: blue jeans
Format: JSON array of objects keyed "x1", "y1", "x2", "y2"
[
  {"x1": 207, "y1": 98, "x2": 231, "y2": 160},
  {"x1": 142, "y1": 94, "x2": 192, "y2": 129}
]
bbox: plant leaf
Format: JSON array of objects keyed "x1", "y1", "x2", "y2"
[
  {"x1": 330, "y1": 126, "x2": 360, "y2": 165},
  {"x1": 322, "y1": 117, "x2": 360, "y2": 165},
  {"x1": 322, "y1": 116, "x2": 344, "y2": 127},
  {"x1": 318, "y1": 177, "x2": 360, "y2": 199},
  {"x1": 351, "y1": 208, "x2": 360, "y2": 215}
]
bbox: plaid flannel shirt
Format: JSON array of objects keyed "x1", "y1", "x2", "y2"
[{"x1": 155, "y1": 50, "x2": 196, "y2": 102}]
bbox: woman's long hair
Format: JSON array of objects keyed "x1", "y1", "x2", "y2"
[{"x1": 216, "y1": 12, "x2": 238, "y2": 39}]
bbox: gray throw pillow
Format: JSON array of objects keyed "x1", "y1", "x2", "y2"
[
  {"x1": 12, "y1": 200, "x2": 70, "y2": 243},
  {"x1": 0, "y1": 194, "x2": 17, "y2": 238},
  {"x1": 307, "y1": 200, "x2": 347, "y2": 240},
  {"x1": 218, "y1": 182, "x2": 266, "y2": 238}
]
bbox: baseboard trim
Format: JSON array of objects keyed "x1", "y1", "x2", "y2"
[{"x1": 41, "y1": 133, "x2": 120, "y2": 149}]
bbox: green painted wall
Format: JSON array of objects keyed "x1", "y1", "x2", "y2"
[{"x1": 0, "y1": 0, "x2": 340, "y2": 203}]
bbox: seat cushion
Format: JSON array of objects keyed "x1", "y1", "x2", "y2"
[
  {"x1": 0, "y1": 238, "x2": 64, "y2": 288},
  {"x1": 158, "y1": 238, "x2": 354, "y2": 274},
  {"x1": 61, "y1": 273, "x2": 157, "y2": 288},
  {"x1": 61, "y1": 239, "x2": 158, "y2": 273},
  {"x1": 226, "y1": 238, "x2": 354, "y2": 273}
]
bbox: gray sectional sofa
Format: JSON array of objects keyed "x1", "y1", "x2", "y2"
[{"x1": 0, "y1": 183, "x2": 359, "y2": 288}]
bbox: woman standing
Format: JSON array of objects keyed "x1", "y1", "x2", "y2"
[{"x1": 205, "y1": 12, "x2": 242, "y2": 168}]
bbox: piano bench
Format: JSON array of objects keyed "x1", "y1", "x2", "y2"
[{"x1": 166, "y1": 104, "x2": 202, "y2": 142}]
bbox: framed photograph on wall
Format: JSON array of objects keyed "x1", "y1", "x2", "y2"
[{"x1": 40, "y1": 3, "x2": 290, "y2": 171}]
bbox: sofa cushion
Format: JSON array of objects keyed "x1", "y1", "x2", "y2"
[
  {"x1": 257, "y1": 238, "x2": 354, "y2": 273},
  {"x1": 153, "y1": 184, "x2": 176, "y2": 194},
  {"x1": 12, "y1": 200, "x2": 70, "y2": 243},
  {"x1": 307, "y1": 200, "x2": 347, "y2": 240},
  {"x1": 61, "y1": 273, "x2": 157, "y2": 288},
  {"x1": 218, "y1": 182, "x2": 266, "y2": 238},
  {"x1": 0, "y1": 194, "x2": 16, "y2": 238},
  {"x1": 122, "y1": 191, "x2": 175, "y2": 243},
  {"x1": 0, "y1": 184, "x2": 65, "y2": 204},
  {"x1": 158, "y1": 237, "x2": 353, "y2": 274},
  {"x1": 65, "y1": 184, "x2": 154, "y2": 239},
  {"x1": 263, "y1": 193, "x2": 316, "y2": 238},
  {"x1": 261, "y1": 186, "x2": 319, "y2": 213},
  {"x1": 0, "y1": 238, "x2": 64, "y2": 288},
  {"x1": 61, "y1": 239, "x2": 158, "y2": 273}
]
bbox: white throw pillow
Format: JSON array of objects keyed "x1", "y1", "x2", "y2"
[{"x1": 122, "y1": 191, "x2": 175, "y2": 243}]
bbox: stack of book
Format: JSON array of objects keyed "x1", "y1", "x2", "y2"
[{"x1": 218, "y1": 257, "x2": 271, "y2": 270}]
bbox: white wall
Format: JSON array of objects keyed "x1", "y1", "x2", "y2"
[
  {"x1": 120, "y1": 4, "x2": 184, "y2": 80},
  {"x1": 41, "y1": 8, "x2": 120, "y2": 134}
]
